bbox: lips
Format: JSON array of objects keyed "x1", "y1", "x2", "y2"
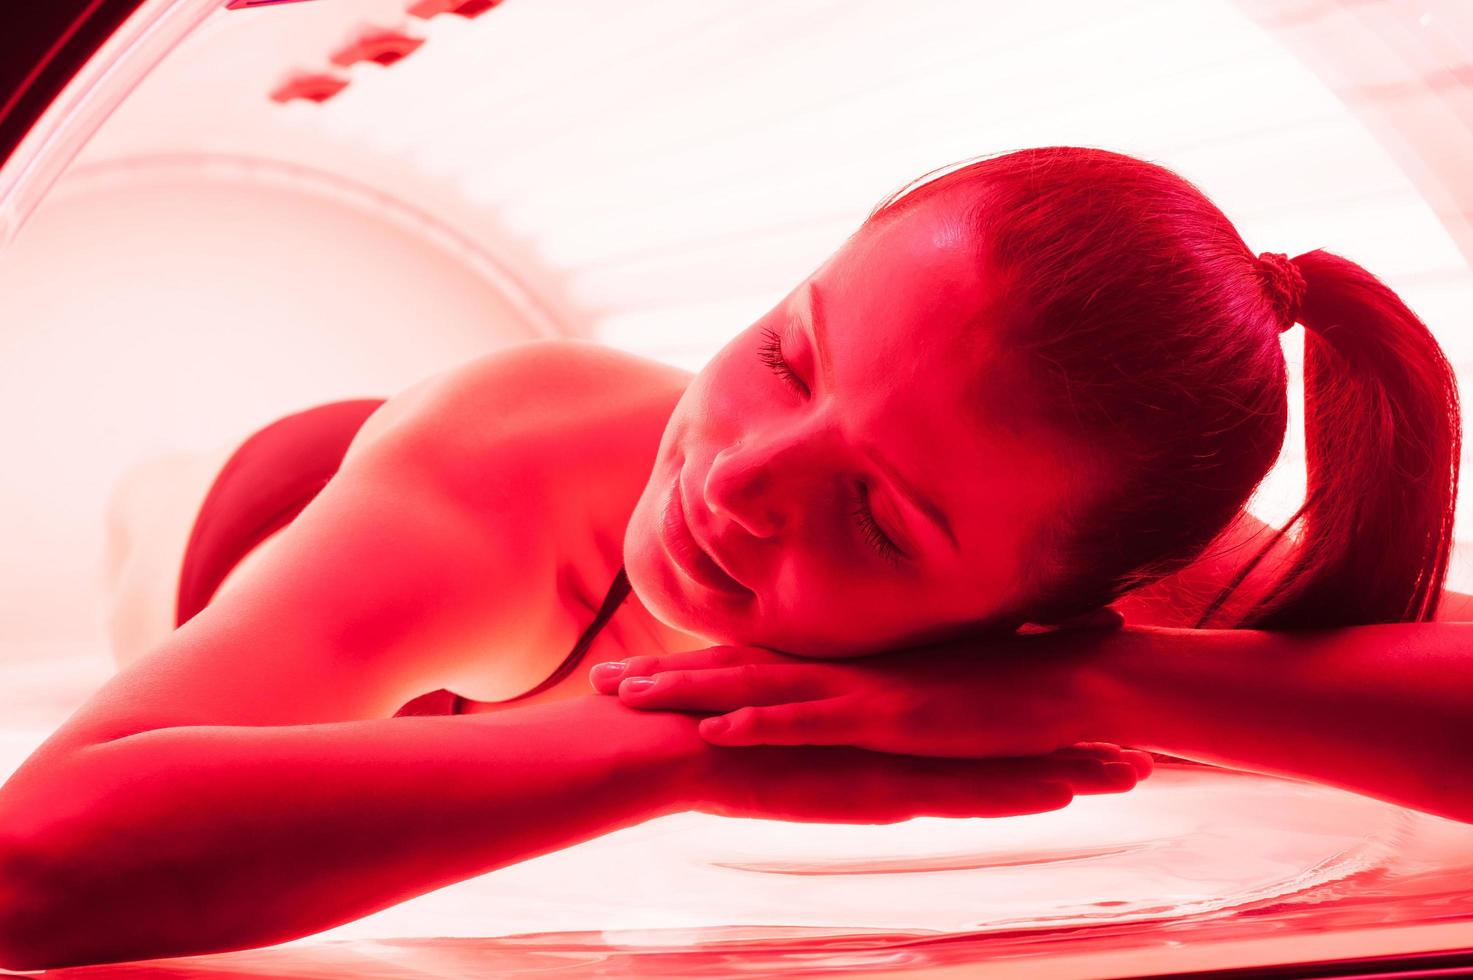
[{"x1": 661, "y1": 475, "x2": 749, "y2": 596}]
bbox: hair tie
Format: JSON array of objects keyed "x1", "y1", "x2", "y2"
[{"x1": 1256, "y1": 252, "x2": 1306, "y2": 333}]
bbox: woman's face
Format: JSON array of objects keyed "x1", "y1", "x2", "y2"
[{"x1": 624, "y1": 201, "x2": 1086, "y2": 657}]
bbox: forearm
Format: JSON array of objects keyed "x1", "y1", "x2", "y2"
[
  {"x1": 1084, "y1": 623, "x2": 1473, "y2": 822},
  {"x1": 0, "y1": 695, "x2": 707, "y2": 969}
]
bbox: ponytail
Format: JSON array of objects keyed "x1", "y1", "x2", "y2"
[
  {"x1": 1196, "y1": 249, "x2": 1462, "y2": 629},
  {"x1": 868, "y1": 147, "x2": 1460, "y2": 633}
]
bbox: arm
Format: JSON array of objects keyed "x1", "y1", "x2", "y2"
[
  {"x1": 0, "y1": 343, "x2": 667, "y2": 971},
  {"x1": 0, "y1": 692, "x2": 1140, "y2": 972},
  {"x1": 600, "y1": 618, "x2": 1473, "y2": 825},
  {"x1": 1095, "y1": 513, "x2": 1473, "y2": 817},
  {"x1": 0, "y1": 696, "x2": 705, "y2": 970},
  {"x1": 1082, "y1": 622, "x2": 1473, "y2": 823}
]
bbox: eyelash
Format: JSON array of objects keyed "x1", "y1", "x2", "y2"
[
  {"x1": 852, "y1": 484, "x2": 905, "y2": 567},
  {"x1": 757, "y1": 325, "x2": 905, "y2": 566},
  {"x1": 757, "y1": 325, "x2": 809, "y2": 395}
]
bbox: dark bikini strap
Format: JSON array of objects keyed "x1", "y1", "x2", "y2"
[{"x1": 451, "y1": 564, "x2": 632, "y2": 712}]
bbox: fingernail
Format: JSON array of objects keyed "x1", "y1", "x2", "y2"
[
  {"x1": 1122, "y1": 751, "x2": 1154, "y2": 779},
  {"x1": 702, "y1": 717, "x2": 729, "y2": 736},
  {"x1": 592, "y1": 661, "x2": 628, "y2": 680},
  {"x1": 621, "y1": 677, "x2": 655, "y2": 694}
]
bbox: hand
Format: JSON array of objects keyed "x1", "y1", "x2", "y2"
[
  {"x1": 589, "y1": 611, "x2": 1128, "y2": 759},
  {"x1": 690, "y1": 740, "x2": 1149, "y2": 824}
]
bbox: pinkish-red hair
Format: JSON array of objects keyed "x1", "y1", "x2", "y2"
[{"x1": 869, "y1": 146, "x2": 1461, "y2": 629}]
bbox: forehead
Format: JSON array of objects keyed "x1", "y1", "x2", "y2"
[
  {"x1": 814, "y1": 202, "x2": 1034, "y2": 437},
  {"x1": 804, "y1": 206, "x2": 1079, "y2": 587},
  {"x1": 835, "y1": 204, "x2": 992, "y2": 343}
]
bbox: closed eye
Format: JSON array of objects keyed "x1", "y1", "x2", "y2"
[
  {"x1": 755, "y1": 324, "x2": 905, "y2": 566},
  {"x1": 758, "y1": 325, "x2": 809, "y2": 396},
  {"x1": 852, "y1": 483, "x2": 905, "y2": 567}
]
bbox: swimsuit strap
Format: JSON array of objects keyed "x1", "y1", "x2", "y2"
[
  {"x1": 176, "y1": 398, "x2": 388, "y2": 628},
  {"x1": 452, "y1": 563, "x2": 632, "y2": 712}
]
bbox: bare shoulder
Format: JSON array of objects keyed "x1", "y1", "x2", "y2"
[
  {"x1": 45, "y1": 341, "x2": 691, "y2": 749},
  {"x1": 342, "y1": 336, "x2": 694, "y2": 689},
  {"x1": 353, "y1": 338, "x2": 690, "y2": 444},
  {"x1": 346, "y1": 338, "x2": 692, "y2": 500}
]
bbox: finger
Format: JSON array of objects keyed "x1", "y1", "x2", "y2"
[
  {"x1": 588, "y1": 645, "x2": 795, "y2": 694},
  {"x1": 887, "y1": 758, "x2": 1090, "y2": 818},
  {"x1": 920, "y1": 779, "x2": 1077, "y2": 819},
  {"x1": 807, "y1": 750, "x2": 1082, "y2": 821},
  {"x1": 700, "y1": 697, "x2": 858, "y2": 746},
  {"x1": 1120, "y1": 748, "x2": 1155, "y2": 779},
  {"x1": 871, "y1": 759, "x2": 1135, "y2": 822},
  {"x1": 1066, "y1": 762, "x2": 1140, "y2": 795},
  {"x1": 1011, "y1": 759, "x2": 1137, "y2": 796},
  {"x1": 1052, "y1": 743, "x2": 1125, "y2": 762},
  {"x1": 1055, "y1": 607, "x2": 1126, "y2": 631},
  {"x1": 617, "y1": 664, "x2": 834, "y2": 711},
  {"x1": 742, "y1": 750, "x2": 1131, "y2": 823},
  {"x1": 970, "y1": 754, "x2": 1137, "y2": 787},
  {"x1": 1051, "y1": 743, "x2": 1153, "y2": 779}
]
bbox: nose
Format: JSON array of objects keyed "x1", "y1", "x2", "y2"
[{"x1": 704, "y1": 428, "x2": 819, "y2": 539}]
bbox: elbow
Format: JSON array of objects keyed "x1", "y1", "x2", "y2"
[
  {"x1": 0, "y1": 832, "x2": 192, "y2": 972},
  {"x1": 0, "y1": 839, "x2": 156, "y2": 971},
  {"x1": 0, "y1": 757, "x2": 202, "y2": 970},
  {"x1": 0, "y1": 814, "x2": 297, "y2": 969},
  {"x1": 0, "y1": 840, "x2": 76, "y2": 971},
  {"x1": 0, "y1": 805, "x2": 142, "y2": 972}
]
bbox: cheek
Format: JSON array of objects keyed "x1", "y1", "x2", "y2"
[
  {"x1": 765, "y1": 566, "x2": 910, "y2": 645},
  {"x1": 697, "y1": 335, "x2": 774, "y2": 416},
  {"x1": 623, "y1": 478, "x2": 664, "y2": 572}
]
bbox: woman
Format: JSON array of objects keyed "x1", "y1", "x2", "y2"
[{"x1": 0, "y1": 145, "x2": 1461, "y2": 969}]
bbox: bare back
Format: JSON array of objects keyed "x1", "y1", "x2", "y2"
[
  {"x1": 334, "y1": 337, "x2": 704, "y2": 706},
  {"x1": 35, "y1": 340, "x2": 699, "y2": 763}
]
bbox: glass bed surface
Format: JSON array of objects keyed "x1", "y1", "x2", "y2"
[{"x1": 0, "y1": 726, "x2": 1464, "y2": 978}]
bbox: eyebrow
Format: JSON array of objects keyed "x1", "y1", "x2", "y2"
[
  {"x1": 805, "y1": 280, "x2": 836, "y2": 391},
  {"x1": 806, "y1": 281, "x2": 961, "y2": 554}
]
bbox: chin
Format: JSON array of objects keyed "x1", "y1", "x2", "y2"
[{"x1": 622, "y1": 489, "x2": 720, "y2": 642}]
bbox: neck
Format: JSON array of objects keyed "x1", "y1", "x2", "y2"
[{"x1": 601, "y1": 491, "x2": 713, "y2": 658}]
